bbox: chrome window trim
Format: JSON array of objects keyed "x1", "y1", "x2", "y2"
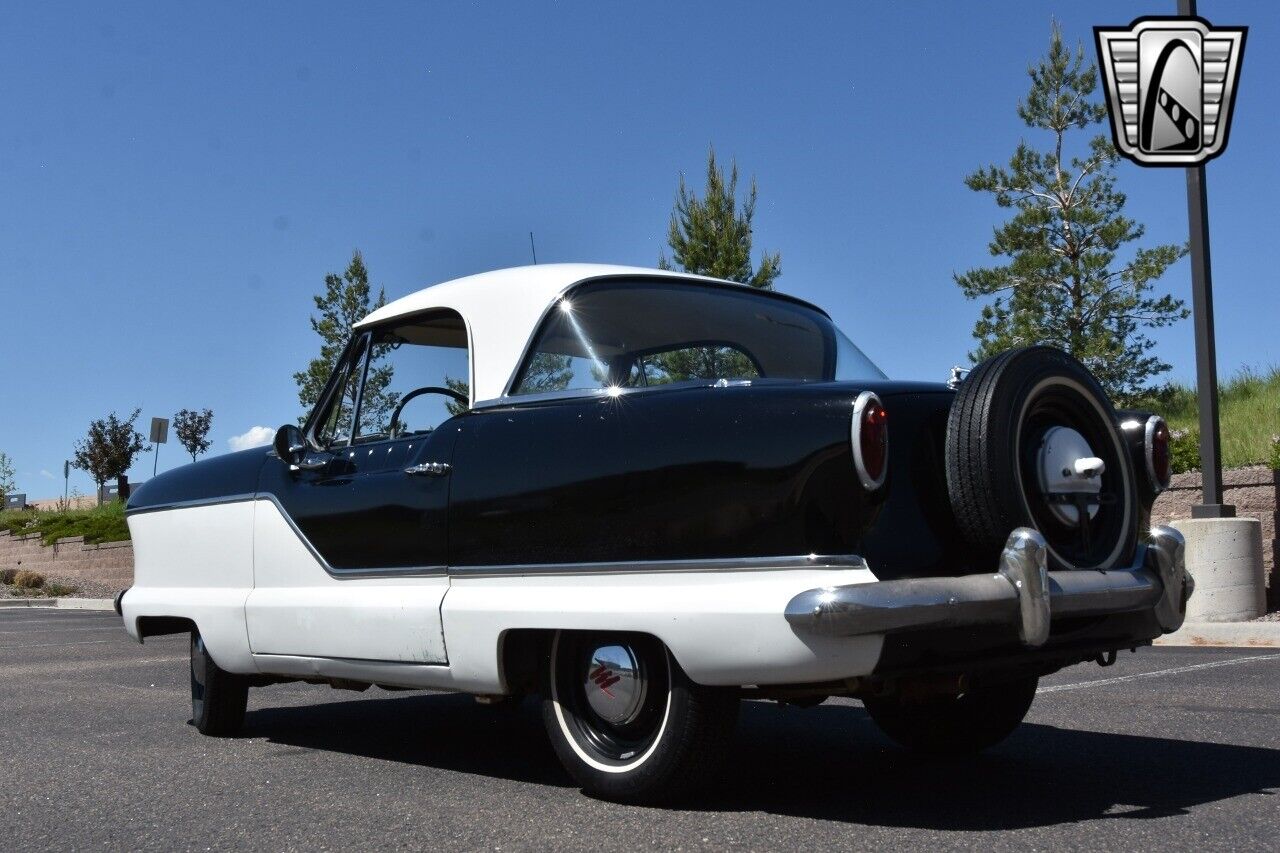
[
  {"x1": 1144, "y1": 415, "x2": 1171, "y2": 492},
  {"x1": 470, "y1": 378, "x2": 757, "y2": 411},
  {"x1": 851, "y1": 390, "x2": 888, "y2": 491},
  {"x1": 303, "y1": 335, "x2": 364, "y2": 452}
]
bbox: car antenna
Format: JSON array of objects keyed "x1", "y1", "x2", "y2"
[{"x1": 529, "y1": 231, "x2": 538, "y2": 265}]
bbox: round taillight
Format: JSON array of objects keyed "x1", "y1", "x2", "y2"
[
  {"x1": 852, "y1": 391, "x2": 888, "y2": 490},
  {"x1": 1145, "y1": 416, "x2": 1171, "y2": 491}
]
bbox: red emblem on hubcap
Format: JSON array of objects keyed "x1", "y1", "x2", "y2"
[{"x1": 589, "y1": 662, "x2": 620, "y2": 697}]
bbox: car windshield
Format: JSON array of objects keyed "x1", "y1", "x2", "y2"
[{"x1": 510, "y1": 278, "x2": 884, "y2": 396}]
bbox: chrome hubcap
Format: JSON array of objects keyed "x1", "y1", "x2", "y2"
[
  {"x1": 583, "y1": 644, "x2": 646, "y2": 726},
  {"x1": 1037, "y1": 425, "x2": 1106, "y2": 526}
]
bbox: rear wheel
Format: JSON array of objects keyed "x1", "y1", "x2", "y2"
[
  {"x1": 190, "y1": 632, "x2": 248, "y2": 736},
  {"x1": 863, "y1": 675, "x2": 1039, "y2": 754},
  {"x1": 542, "y1": 631, "x2": 738, "y2": 804}
]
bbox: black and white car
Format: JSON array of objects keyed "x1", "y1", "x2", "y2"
[{"x1": 119, "y1": 263, "x2": 1191, "y2": 803}]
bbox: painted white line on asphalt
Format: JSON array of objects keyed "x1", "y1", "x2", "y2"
[
  {"x1": 1, "y1": 655, "x2": 186, "y2": 678},
  {"x1": 1038, "y1": 652, "x2": 1280, "y2": 694},
  {"x1": 0, "y1": 614, "x2": 119, "y2": 622},
  {"x1": 0, "y1": 639, "x2": 119, "y2": 650},
  {"x1": 0, "y1": 625, "x2": 125, "y2": 634}
]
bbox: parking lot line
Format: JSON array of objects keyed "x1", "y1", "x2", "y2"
[
  {"x1": 0, "y1": 625, "x2": 126, "y2": 634},
  {"x1": 0, "y1": 654, "x2": 187, "y2": 679},
  {"x1": 0, "y1": 615, "x2": 120, "y2": 625},
  {"x1": 1039, "y1": 652, "x2": 1280, "y2": 694},
  {"x1": 0, "y1": 638, "x2": 120, "y2": 650}
]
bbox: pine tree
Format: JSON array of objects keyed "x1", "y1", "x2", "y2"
[
  {"x1": 955, "y1": 23, "x2": 1188, "y2": 400},
  {"x1": 657, "y1": 148, "x2": 781, "y2": 382},
  {"x1": 293, "y1": 251, "x2": 394, "y2": 426},
  {"x1": 0, "y1": 451, "x2": 15, "y2": 500},
  {"x1": 660, "y1": 147, "x2": 781, "y2": 290}
]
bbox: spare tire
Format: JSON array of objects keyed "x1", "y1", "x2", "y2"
[{"x1": 945, "y1": 346, "x2": 1137, "y2": 571}]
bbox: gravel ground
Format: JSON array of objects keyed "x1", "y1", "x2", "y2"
[
  {"x1": 1254, "y1": 610, "x2": 1280, "y2": 622},
  {"x1": 3, "y1": 576, "x2": 122, "y2": 600}
]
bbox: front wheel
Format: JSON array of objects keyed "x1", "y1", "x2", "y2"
[
  {"x1": 542, "y1": 631, "x2": 738, "y2": 804},
  {"x1": 190, "y1": 632, "x2": 248, "y2": 736},
  {"x1": 863, "y1": 674, "x2": 1038, "y2": 755}
]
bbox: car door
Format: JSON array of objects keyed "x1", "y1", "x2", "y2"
[{"x1": 246, "y1": 311, "x2": 470, "y2": 664}]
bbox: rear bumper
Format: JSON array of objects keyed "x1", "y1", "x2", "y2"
[{"x1": 785, "y1": 526, "x2": 1192, "y2": 648}]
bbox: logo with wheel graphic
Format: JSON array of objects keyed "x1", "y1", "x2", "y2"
[{"x1": 1095, "y1": 16, "x2": 1246, "y2": 166}]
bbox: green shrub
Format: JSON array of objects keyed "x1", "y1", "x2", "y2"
[
  {"x1": 13, "y1": 570, "x2": 45, "y2": 589},
  {"x1": 0, "y1": 509, "x2": 37, "y2": 537},
  {"x1": 0, "y1": 501, "x2": 130, "y2": 546},
  {"x1": 0, "y1": 568, "x2": 16, "y2": 584},
  {"x1": 1271, "y1": 435, "x2": 1280, "y2": 471},
  {"x1": 1169, "y1": 429, "x2": 1201, "y2": 475},
  {"x1": 45, "y1": 582, "x2": 79, "y2": 597}
]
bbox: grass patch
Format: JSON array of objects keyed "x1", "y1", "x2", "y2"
[
  {"x1": 0, "y1": 501, "x2": 130, "y2": 545},
  {"x1": 1130, "y1": 366, "x2": 1280, "y2": 470}
]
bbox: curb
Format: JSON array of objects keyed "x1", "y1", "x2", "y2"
[
  {"x1": 56, "y1": 598, "x2": 116, "y2": 611},
  {"x1": 0, "y1": 598, "x2": 116, "y2": 611},
  {"x1": 1155, "y1": 621, "x2": 1280, "y2": 648}
]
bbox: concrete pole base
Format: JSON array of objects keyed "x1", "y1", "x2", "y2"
[{"x1": 1171, "y1": 517, "x2": 1266, "y2": 622}]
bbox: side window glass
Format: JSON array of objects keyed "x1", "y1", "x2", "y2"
[
  {"x1": 353, "y1": 311, "x2": 470, "y2": 443},
  {"x1": 632, "y1": 345, "x2": 759, "y2": 386}
]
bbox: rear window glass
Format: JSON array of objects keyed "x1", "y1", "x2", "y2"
[{"x1": 511, "y1": 279, "x2": 881, "y2": 395}]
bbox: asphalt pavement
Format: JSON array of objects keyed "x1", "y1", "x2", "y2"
[{"x1": 3, "y1": 608, "x2": 1279, "y2": 851}]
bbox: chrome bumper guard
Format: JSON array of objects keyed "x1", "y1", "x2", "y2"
[{"x1": 785, "y1": 526, "x2": 1192, "y2": 648}]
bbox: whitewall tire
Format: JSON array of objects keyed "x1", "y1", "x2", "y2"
[{"x1": 542, "y1": 631, "x2": 739, "y2": 803}]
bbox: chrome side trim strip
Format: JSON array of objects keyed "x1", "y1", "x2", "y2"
[
  {"x1": 127, "y1": 493, "x2": 864, "y2": 580},
  {"x1": 252, "y1": 652, "x2": 451, "y2": 668},
  {"x1": 449, "y1": 554, "x2": 869, "y2": 578},
  {"x1": 128, "y1": 493, "x2": 448, "y2": 580},
  {"x1": 253, "y1": 492, "x2": 448, "y2": 580},
  {"x1": 125, "y1": 493, "x2": 259, "y2": 516}
]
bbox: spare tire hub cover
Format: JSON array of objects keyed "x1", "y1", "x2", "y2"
[{"x1": 1037, "y1": 425, "x2": 1105, "y2": 526}]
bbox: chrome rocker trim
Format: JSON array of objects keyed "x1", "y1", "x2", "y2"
[{"x1": 785, "y1": 526, "x2": 1192, "y2": 648}]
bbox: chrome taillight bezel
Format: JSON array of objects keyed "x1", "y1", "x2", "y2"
[
  {"x1": 1144, "y1": 415, "x2": 1172, "y2": 492},
  {"x1": 851, "y1": 390, "x2": 888, "y2": 491}
]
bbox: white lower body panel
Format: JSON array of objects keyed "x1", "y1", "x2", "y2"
[
  {"x1": 123, "y1": 502, "x2": 256, "y2": 673},
  {"x1": 245, "y1": 499, "x2": 449, "y2": 665},
  {"x1": 442, "y1": 567, "x2": 884, "y2": 691}
]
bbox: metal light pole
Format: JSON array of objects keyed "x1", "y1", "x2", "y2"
[{"x1": 1179, "y1": 0, "x2": 1234, "y2": 519}]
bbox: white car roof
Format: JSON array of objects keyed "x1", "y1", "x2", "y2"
[{"x1": 354, "y1": 263, "x2": 749, "y2": 404}]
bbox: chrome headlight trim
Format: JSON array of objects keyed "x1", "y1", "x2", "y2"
[{"x1": 851, "y1": 390, "x2": 887, "y2": 492}]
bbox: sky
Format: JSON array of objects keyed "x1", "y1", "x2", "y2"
[{"x1": 2, "y1": 1, "x2": 1277, "y2": 499}]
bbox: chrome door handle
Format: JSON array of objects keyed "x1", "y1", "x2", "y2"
[
  {"x1": 294, "y1": 457, "x2": 329, "y2": 471},
  {"x1": 405, "y1": 461, "x2": 452, "y2": 477}
]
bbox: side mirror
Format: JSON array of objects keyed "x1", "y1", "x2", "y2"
[{"x1": 273, "y1": 424, "x2": 306, "y2": 466}]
